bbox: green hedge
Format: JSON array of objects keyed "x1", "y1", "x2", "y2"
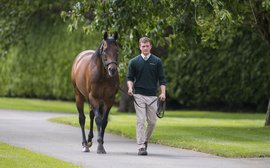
[
  {"x1": 164, "y1": 29, "x2": 270, "y2": 112},
  {"x1": 0, "y1": 17, "x2": 100, "y2": 100}
]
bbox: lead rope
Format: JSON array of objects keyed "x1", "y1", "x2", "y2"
[{"x1": 156, "y1": 99, "x2": 166, "y2": 118}]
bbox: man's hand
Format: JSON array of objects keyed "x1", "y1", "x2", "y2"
[
  {"x1": 128, "y1": 88, "x2": 133, "y2": 96},
  {"x1": 127, "y1": 81, "x2": 134, "y2": 96},
  {"x1": 159, "y1": 93, "x2": 166, "y2": 101},
  {"x1": 159, "y1": 85, "x2": 166, "y2": 101}
]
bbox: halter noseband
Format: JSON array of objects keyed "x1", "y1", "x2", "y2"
[{"x1": 104, "y1": 60, "x2": 118, "y2": 66}]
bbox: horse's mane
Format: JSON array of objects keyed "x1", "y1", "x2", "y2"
[{"x1": 94, "y1": 42, "x2": 103, "y2": 57}]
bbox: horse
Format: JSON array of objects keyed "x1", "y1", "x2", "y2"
[{"x1": 71, "y1": 32, "x2": 120, "y2": 153}]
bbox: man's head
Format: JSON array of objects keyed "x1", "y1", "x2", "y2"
[{"x1": 139, "y1": 37, "x2": 152, "y2": 56}]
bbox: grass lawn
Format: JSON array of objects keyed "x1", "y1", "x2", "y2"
[
  {"x1": 0, "y1": 97, "x2": 77, "y2": 113},
  {"x1": 0, "y1": 142, "x2": 79, "y2": 168},
  {"x1": 1, "y1": 97, "x2": 270, "y2": 158}
]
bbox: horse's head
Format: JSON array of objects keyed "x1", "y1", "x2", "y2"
[{"x1": 99, "y1": 32, "x2": 119, "y2": 77}]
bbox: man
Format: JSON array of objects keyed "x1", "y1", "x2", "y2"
[{"x1": 127, "y1": 37, "x2": 166, "y2": 155}]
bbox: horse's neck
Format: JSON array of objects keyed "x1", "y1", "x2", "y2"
[
  {"x1": 94, "y1": 51, "x2": 117, "y2": 81},
  {"x1": 94, "y1": 56, "x2": 110, "y2": 80}
]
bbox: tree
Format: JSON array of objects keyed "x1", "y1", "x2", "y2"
[
  {"x1": 62, "y1": 0, "x2": 257, "y2": 53},
  {"x1": 0, "y1": 0, "x2": 77, "y2": 57},
  {"x1": 62, "y1": 0, "x2": 270, "y2": 124}
]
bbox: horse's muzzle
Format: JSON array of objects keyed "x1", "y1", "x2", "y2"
[{"x1": 108, "y1": 64, "x2": 118, "y2": 77}]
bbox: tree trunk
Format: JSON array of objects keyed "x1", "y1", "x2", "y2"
[
  {"x1": 118, "y1": 79, "x2": 135, "y2": 113},
  {"x1": 264, "y1": 98, "x2": 270, "y2": 126},
  {"x1": 254, "y1": 11, "x2": 270, "y2": 126}
]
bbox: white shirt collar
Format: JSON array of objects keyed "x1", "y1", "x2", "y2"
[{"x1": 141, "y1": 53, "x2": 151, "y2": 60}]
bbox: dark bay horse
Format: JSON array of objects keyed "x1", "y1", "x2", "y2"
[{"x1": 71, "y1": 32, "x2": 119, "y2": 153}]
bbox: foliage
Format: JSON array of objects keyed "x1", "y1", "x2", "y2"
[
  {"x1": 62, "y1": 0, "x2": 191, "y2": 55},
  {"x1": 0, "y1": 1, "x2": 96, "y2": 100},
  {"x1": 0, "y1": 0, "x2": 78, "y2": 57},
  {"x1": 62, "y1": 0, "x2": 270, "y2": 53},
  {"x1": 0, "y1": 16, "x2": 100, "y2": 100},
  {"x1": 165, "y1": 28, "x2": 270, "y2": 111}
]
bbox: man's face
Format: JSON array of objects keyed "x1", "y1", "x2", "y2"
[{"x1": 139, "y1": 42, "x2": 152, "y2": 55}]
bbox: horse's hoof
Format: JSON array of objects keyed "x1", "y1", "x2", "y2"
[
  {"x1": 97, "y1": 145, "x2": 106, "y2": 154},
  {"x1": 97, "y1": 150, "x2": 106, "y2": 154},
  {"x1": 87, "y1": 141, "x2": 93, "y2": 148},
  {"x1": 82, "y1": 146, "x2": 90, "y2": 152}
]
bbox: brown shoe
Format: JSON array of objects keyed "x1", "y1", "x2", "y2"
[{"x1": 138, "y1": 148, "x2": 148, "y2": 155}]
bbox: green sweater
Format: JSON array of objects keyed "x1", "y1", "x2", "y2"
[{"x1": 127, "y1": 54, "x2": 166, "y2": 96}]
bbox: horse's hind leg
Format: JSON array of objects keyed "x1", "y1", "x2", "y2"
[{"x1": 75, "y1": 90, "x2": 89, "y2": 152}]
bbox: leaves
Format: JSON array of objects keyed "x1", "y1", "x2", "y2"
[
  {"x1": 165, "y1": 28, "x2": 270, "y2": 111},
  {"x1": 0, "y1": 0, "x2": 77, "y2": 57}
]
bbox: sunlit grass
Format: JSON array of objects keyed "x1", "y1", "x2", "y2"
[
  {"x1": 0, "y1": 97, "x2": 80, "y2": 113},
  {"x1": 0, "y1": 143, "x2": 80, "y2": 168}
]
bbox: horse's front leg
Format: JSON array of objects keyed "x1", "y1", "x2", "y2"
[
  {"x1": 100, "y1": 106, "x2": 112, "y2": 141},
  {"x1": 87, "y1": 109, "x2": 94, "y2": 148},
  {"x1": 93, "y1": 107, "x2": 107, "y2": 154}
]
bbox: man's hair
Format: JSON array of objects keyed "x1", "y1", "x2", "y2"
[{"x1": 139, "y1": 37, "x2": 151, "y2": 45}]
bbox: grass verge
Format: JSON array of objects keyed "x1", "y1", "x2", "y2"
[
  {"x1": 0, "y1": 142, "x2": 79, "y2": 168},
  {"x1": 0, "y1": 97, "x2": 77, "y2": 113}
]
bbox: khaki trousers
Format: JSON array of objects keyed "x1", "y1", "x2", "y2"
[{"x1": 133, "y1": 94, "x2": 157, "y2": 149}]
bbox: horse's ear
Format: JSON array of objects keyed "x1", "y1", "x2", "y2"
[
  {"x1": 99, "y1": 44, "x2": 103, "y2": 55},
  {"x1": 103, "y1": 32, "x2": 108, "y2": 40},
  {"x1": 114, "y1": 32, "x2": 118, "y2": 40}
]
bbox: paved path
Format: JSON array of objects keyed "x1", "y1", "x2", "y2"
[{"x1": 0, "y1": 109, "x2": 269, "y2": 168}]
